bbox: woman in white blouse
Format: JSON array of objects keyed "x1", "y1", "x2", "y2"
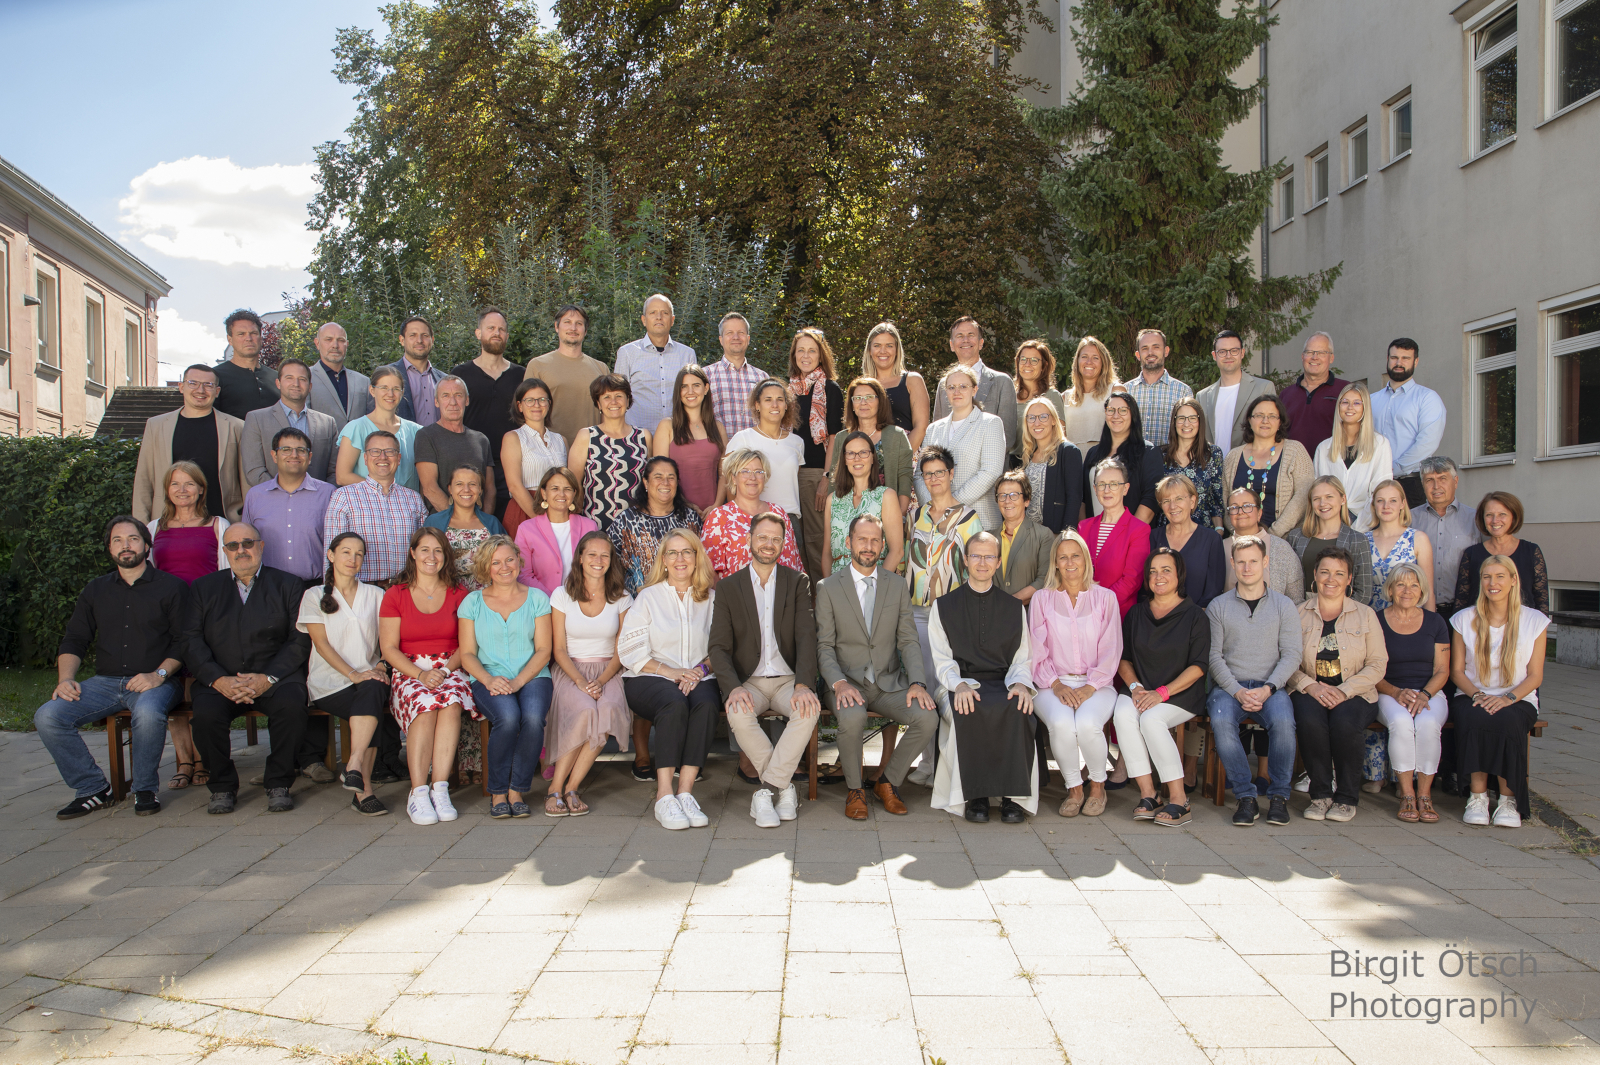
[
  {"x1": 618, "y1": 529, "x2": 720, "y2": 831},
  {"x1": 723, "y1": 379, "x2": 806, "y2": 523},
  {"x1": 297, "y1": 532, "x2": 390, "y2": 815},
  {"x1": 501, "y1": 377, "x2": 567, "y2": 537},
  {"x1": 914, "y1": 364, "x2": 1008, "y2": 531},
  {"x1": 1313, "y1": 382, "x2": 1392, "y2": 531}
]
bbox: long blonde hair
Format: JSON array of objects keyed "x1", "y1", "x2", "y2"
[
  {"x1": 159, "y1": 461, "x2": 211, "y2": 530},
  {"x1": 1044, "y1": 529, "x2": 1096, "y2": 590},
  {"x1": 1300, "y1": 474, "x2": 1353, "y2": 537},
  {"x1": 1067, "y1": 337, "x2": 1121, "y2": 406},
  {"x1": 1472, "y1": 554, "x2": 1524, "y2": 689},
  {"x1": 1333, "y1": 381, "x2": 1378, "y2": 464},
  {"x1": 643, "y1": 529, "x2": 715, "y2": 602},
  {"x1": 1020, "y1": 397, "x2": 1067, "y2": 465},
  {"x1": 863, "y1": 321, "x2": 906, "y2": 377}
]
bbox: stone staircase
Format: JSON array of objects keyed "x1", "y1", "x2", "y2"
[{"x1": 94, "y1": 386, "x2": 181, "y2": 438}]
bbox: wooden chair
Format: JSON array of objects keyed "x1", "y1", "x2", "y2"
[{"x1": 107, "y1": 704, "x2": 339, "y2": 801}]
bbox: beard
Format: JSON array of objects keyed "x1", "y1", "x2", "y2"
[
  {"x1": 1387, "y1": 365, "x2": 1415, "y2": 383},
  {"x1": 115, "y1": 547, "x2": 148, "y2": 570},
  {"x1": 481, "y1": 335, "x2": 508, "y2": 356},
  {"x1": 851, "y1": 549, "x2": 880, "y2": 570}
]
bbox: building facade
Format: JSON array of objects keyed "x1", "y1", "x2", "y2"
[{"x1": 0, "y1": 154, "x2": 170, "y2": 437}]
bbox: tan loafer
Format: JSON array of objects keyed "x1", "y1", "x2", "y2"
[
  {"x1": 1082, "y1": 791, "x2": 1107, "y2": 817},
  {"x1": 1058, "y1": 791, "x2": 1084, "y2": 817}
]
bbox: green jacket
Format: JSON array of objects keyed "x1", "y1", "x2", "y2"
[{"x1": 826, "y1": 425, "x2": 915, "y2": 501}]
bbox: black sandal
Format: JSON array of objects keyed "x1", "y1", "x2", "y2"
[
  {"x1": 167, "y1": 762, "x2": 195, "y2": 790},
  {"x1": 1133, "y1": 796, "x2": 1161, "y2": 821},
  {"x1": 1154, "y1": 802, "x2": 1192, "y2": 828}
]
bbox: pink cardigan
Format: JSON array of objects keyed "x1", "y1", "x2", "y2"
[
  {"x1": 1028, "y1": 585, "x2": 1123, "y2": 691},
  {"x1": 1078, "y1": 510, "x2": 1152, "y2": 616},
  {"x1": 515, "y1": 514, "x2": 597, "y2": 593}
]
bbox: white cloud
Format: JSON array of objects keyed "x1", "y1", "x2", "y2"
[
  {"x1": 119, "y1": 156, "x2": 319, "y2": 269},
  {"x1": 156, "y1": 306, "x2": 227, "y2": 384}
]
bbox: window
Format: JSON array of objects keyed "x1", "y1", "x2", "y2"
[
  {"x1": 1390, "y1": 95, "x2": 1413, "y2": 158},
  {"x1": 1307, "y1": 147, "x2": 1330, "y2": 205},
  {"x1": 1556, "y1": 0, "x2": 1600, "y2": 111},
  {"x1": 124, "y1": 316, "x2": 142, "y2": 386},
  {"x1": 0, "y1": 237, "x2": 9, "y2": 355},
  {"x1": 85, "y1": 291, "x2": 105, "y2": 383},
  {"x1": 1277, "y1": 171, "x2": 1295, "y2": 224},
  {"x1": 1345, "y1": 123, "x2": 1369, "y2": 185},
  {"x1": 1472, "y1": 6, "x2": 1518, "y2": 153},
  {"x1": 34, "y1": 267, "x2": 59, "y2": 367},
  {"x1": 1552, "y1": 300, "x2": 1600, "y2": 449},
  {"x1": 1472, "y1": 320, "x2": 1517, "y2": 457}
]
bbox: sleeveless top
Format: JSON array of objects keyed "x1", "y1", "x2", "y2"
[
  {"x1": 885, "y1": 374, "x2": 914, "y2": 433},
  {"x1": 1368, "y1": 526, "x2": 1419, "y2": 610},
  {"x1": 514, "y1": 424, "x2": 566, "y2": 493},
  {"x1": 668, "y1": 436, "x2": 722, "y2": 512},
  {"x1": 153, "y1": 523, "x2": 221, "y2": 584},
  {"x1": 583, "y1": 426, "x2": 652, "y2": 532}
]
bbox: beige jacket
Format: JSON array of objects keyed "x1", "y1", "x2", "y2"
[
  {"x1": 131, "y1": 408, "x2": 246, "y2": 523},
  {"x1": 1287, "y1": 595, "x2": 1387, "y2": 703},
  {"x1": 1222, "y1": 438, "x2": 1316, "y2": 538}
]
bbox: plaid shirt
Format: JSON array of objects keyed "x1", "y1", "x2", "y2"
[
  {"x1": 705, "y1": 357, "x2": 768, "y2": 436},
  {"x1": 1124, "y1": 370, "x2": 1194, "y2": 446},
  {"x1": 323, "y1": 478, "x2": 426, "y2": 583}
]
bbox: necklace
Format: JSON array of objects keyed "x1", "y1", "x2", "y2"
[{"x1": 1244, "y1": 444, "x2": 1280, "y2": 468}]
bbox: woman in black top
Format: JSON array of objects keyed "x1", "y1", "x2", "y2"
[
  {"x1": 1374, "y1": 561, "x2": 1451, "y2": 824},
  {"x1": 863, "y1": 321, "x2": 930, "y2": 451},
  {"x1": 1111, "y1": 548, "x2": 1210, "y2": 827},
  {"x1": 1084, "y1": 393, "x2": 1164, "y2": 524},
  {"x1": 791, "y1": 328, "x2": 844, "y2": 587},
  {"x1": 1454, "y1": 491, "x2": 1549, "y2": 614}
]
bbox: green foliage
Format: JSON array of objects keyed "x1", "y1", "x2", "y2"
[
  {"x1": 0, "y1": 435, "x2": 142, "y2": 667},
  {"x1": 1011, "y1": 0, "x2": 1340, "y2": 387},
  {"x1": 0, "y1": 667, "x2": 65, "y2": 731}
]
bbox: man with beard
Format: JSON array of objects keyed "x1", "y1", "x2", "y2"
[
  {"x1": 212, "y1": 309, "x2": 281, "y2": 421},
  {"x1": 1122, "y1": 327, "x2": 1193, "y2": 446},
  {"x1": 927, "y1": 532, "x2": 1040, "y2": 824},
  {"x1": 1370, "y1": 338, "x2": 1446, "y2": 507},
  {"x1": 33, "y1": 517, "x2": 189, "y2": 819},
  {"x1": 450, "y1": 308, "x2": 526, "y2": 514}
]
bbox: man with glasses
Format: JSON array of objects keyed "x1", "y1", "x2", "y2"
[
  {"x1": 1281, "y1": 331, "x2": 1347, "y2": 454},
  {"x1": 241, "y1": 359, "x2": 338, "y2": 485},
  {"x1": 414, "y1": 375, "x2": 496, "y2": 514},
  {"x1": 1370, "y1": 338, "x2": 1447, "y2": 507},
  {"x1": 994, "y1": 472, "x2": 1055, "y2": 606},
  {"x1": 185, "y1": 522, "x2": 312, "y2": 814},
  {"x1": 705, "y1": 312, "x2": 766, "y2": 436},
  {"x1": 323, "y1": 430, "x2": 427, "y2": 583},
  {"x1": 132, "y1": 363, "x2": 245, "y2": 523},
  {"x1": 1123, "y1": 328, "x2": 1193, "y2": 446},
  {"x1": 1196, "y1": 330, "x2": 1275, "y2": 449},
  {"x1": 212, "y1": 309, "x2": 281, "y2": 421}
]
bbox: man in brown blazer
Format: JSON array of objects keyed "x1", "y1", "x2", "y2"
[
  {"x1": 132, "y1": 364, "x2": 245, "y2": 523},
  {"x1": 709, "y1": 512, "x2": 821, "y2": 828}
]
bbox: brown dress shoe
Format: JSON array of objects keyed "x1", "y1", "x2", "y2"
[
  {"x1": 845, "y1": 788, "x2": 870, "y2": 820},
  {"x1": 873, "y1": 779, "x2": 908, "y2": 815}
]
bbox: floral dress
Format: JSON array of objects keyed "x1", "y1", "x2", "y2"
[
  {"x1": 582, "y1": 426, "x2": 652, "y2": 532},
  {"x1": 906, "y1": 504, "x2": 983, "y2": 607},
  {"x1": 1368, "y1": 527, "x2": 1419, "y2": 610},
  {"x1": 443, "y1": 527, "x2": 494, "y2": 591},
  {"x1": 828, "y1": 485, "x2": 888, "y2": 570},
  {"x1": 701, "y1": 502, "x2": 804, "y2": 579},
  {"x1": 1158, "y1": 444, "x2": 1225, "y2": 528}
]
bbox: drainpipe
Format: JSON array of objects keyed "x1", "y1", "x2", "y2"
[{"x1": 1259, "y1": 13, "x2": 1271, "y2": 377}]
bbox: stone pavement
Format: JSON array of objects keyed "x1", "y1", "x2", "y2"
[{"x1": 3, "y1": 665, "x2": 1600, "y2": 1065}]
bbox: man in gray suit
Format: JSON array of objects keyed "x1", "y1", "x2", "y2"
[
  {"x1": 1195, "y1": 330, "x2": 1275, "y2": 451},
  {"x1": 306, "y1": 322, "x2": 373, "y2": 432},
  {"x1": 241, "y1": 360, "x2": 338, "y2": 485},
  {"x1": 816, "y1": 513, "x2": 937, "y2": 821}
]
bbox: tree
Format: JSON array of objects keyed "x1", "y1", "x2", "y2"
[{"x1": 1010, "y1": 0, "x2": 1340, "y2": 387}]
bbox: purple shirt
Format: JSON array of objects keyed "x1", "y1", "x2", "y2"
[
  {"x1": 406, "y1": 362, "x2": 438, "y2": 426},
  {"x1": 1282, "y1": 375, "x2": 1347, "y2": 455},
  {"x1": 241, "y1": 476, "x2": 334, "y2": 581}
]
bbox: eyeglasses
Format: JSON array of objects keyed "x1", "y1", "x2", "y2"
[
  {"x1": 663, "y1": 548, "x2": 696, "y2": 560},
  {"x1": 850, "y1": 395, "x2": 877, "y2": 404},
  {"x1": 1094, "y1": 481, "x2": 1126, "y2": 491},
  {"x1": 996, "y1": 491, "x2": 1023, "y2": 502},
  {"x1": 223, "y1": 539, "x2": 259, "y2": 552},
  {"x1": 524, "y1": 396, "x2": 551, "y2": 406},
  {"x1": 1024, "y1": 414, "x2": 1054, "y2": 425},
  {"x1": 922, "y1": 468, "x2": 951, "y2": 479},
  {"x1": 365, "y1": 448, "x2": 401, "y2": 458},
  {"x1": 968, "y1": 553, "x2": 1000, "y2": 563},
  {"x1": 844, "y1": 449, "x2": 873, "y2": 460},
  {"x1": 274, "y1": 447, "x2": 311, "y2": 457},
  {"x1": 1250, "y1": 413, "x2": 1279, "y2": 422},
  {"x1": 737, "y1": 469, "x2": 768, "y2": 480},
  {"x1": 182, "y1": 380, "x2": 219, "y2": 390},
  {"x1": 1173, "y1": 415, "x2": 1199, "y2": 424},
  {"x1": 1225, "y1": 504, "x2": 1259, "y2": 514}
]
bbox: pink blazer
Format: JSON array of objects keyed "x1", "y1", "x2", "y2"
[
  {"x1": 516, "y1": 514, "x2": 597, "y2": 593},
  {"x1": 1078, "y1": 510, "x2": 1152, "y2": 616},
  {"x1": 1029, "y1": 585, "x2": 1123, "y2": 691}
]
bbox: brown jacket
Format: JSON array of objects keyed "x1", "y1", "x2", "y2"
[
  {"x1": 708, "y1": 564, "x2": 819, "y2": 696},
  {"x1": 131, "y1": 407, "x2": 246, "y2": 524},
  {"x1": 1287, "y1": 595, "x2": 1387, "y2": 703}
]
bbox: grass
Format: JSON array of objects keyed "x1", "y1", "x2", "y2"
[{"x1": 0, "y1": 666, "x2": 66, "y2": 731}]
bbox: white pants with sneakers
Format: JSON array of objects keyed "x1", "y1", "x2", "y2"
[
  {"x1": 1110, "y1": 695, "x2": 1194, "y2": 784},
  {"x1": 1033, "y1": 685, "x2": 1118, "y2": 787}
]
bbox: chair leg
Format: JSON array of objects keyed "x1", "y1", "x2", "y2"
[
  {"x1": 106, "y1": 715, "x2": 127, "y2": 802},
  {"x1": 808, "y1": 718, "x2": 819, "y2": 802},
  {"x1": 246, "y1": 712, "x2": 258, "y2": 747},
  {"x1": 324, "y1": 715, "x2": 337, "y2": 770},
  {"x1": 481, "y1": 718, "x2": 492, "y2": 797},
  {"x1": 338, "y1": 719, "x2": 352, "y2": 771}
]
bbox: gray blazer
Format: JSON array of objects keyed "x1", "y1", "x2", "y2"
[
  {"x1": 998, "y1": 519, "x2": 1057, "y2": 597},
  {"x1": 1196, "y1": 374, "x2": 1275, "y2": 450},
  {"x1": 378, "y1": 358, "x2": 447, "y2": 424},
  {"x1": 307, "y1": 361, "x2": 374, "y2": 433},
  {"x1": 240, "y1": 404, "x2": 338, "y2": 486},
  {"x1": 815, "y1": 567, "x2": 926, "y2": 694}
]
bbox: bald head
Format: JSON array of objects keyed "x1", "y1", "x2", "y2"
[{"x1": 314, "y1": 322, "x2": 349, "y2": 367}]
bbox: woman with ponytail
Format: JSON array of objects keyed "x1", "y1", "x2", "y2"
[{"x1": 297, "y1": 532, "x2": 391, "y2": 815}]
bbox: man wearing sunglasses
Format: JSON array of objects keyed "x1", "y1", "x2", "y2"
[
  {"x1": 184, "y1": 522, "x2": 311, "y2": 815},
  {"x1": 132, "y1": 363, "x2": 246, "y2": 524}
]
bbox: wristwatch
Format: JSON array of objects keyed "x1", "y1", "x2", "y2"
[
  {"x1": 1262, "y1": 683, "x2": 1277, "y2": 695},
  {"x1": 156, "y1": 668, "x2": 169, "y2": 679},
  {"x1": 265, "y1": 675, "x2": 279, "y2": 686}
]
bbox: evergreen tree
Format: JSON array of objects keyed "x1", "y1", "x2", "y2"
[{"x1": 1012, "y1": 0, "x2": 1340, "y2": 386}]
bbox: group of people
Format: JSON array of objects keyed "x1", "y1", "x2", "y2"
[{"x1": 35, "y1": 301, "x2": 1547, "y2": 834}]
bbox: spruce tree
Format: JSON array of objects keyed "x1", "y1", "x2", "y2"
[{"x1": 1013, "y1": 0, "x2": 1340, "y2": 386}]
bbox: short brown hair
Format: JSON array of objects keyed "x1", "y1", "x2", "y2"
[
  {"x1": 1476, "y1": 491, "x2": 1524, "y2": 536},
  {"x1": 996, "y1": 470, "x2": 1031, "y2": 503},
  {"x1": 1243, "y1": 394, "x2": 1288, "y2": 444},
  {"x1": 948, "y1": 315, "x2": 980, "y2": 337},
  {"x1": 590, "y1": 372, "x2": 632, "y2": 407}
]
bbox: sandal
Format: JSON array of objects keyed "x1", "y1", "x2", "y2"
[
  {"x1": 1417, "y1": 795, "x2": 1439, "y2": 823},
  {"x1": 544, "y1": 793, "x2": 569, "y2": 817},
  {"x1": 1397, "y1": 795, "x2": 1420, "y2": 823},
  {"x1": 1058, "y1": 790, "x2": 1084, "y2": 818},
  {"x1": 564, "y1": 791, "x2": 589, "y2": 816},
  {"x1": 1133, "y1": 796, "x2": 1161, "y2": 821},
  {"x1": 192, "y1": 765, "x2": 210, "y2": 787},
  {"x1": 1154, "y1": 802, "x2": 1192, "y2": 827},
  {"x1": 167, "y1": 762, "x2": 195, "y2": 790}
]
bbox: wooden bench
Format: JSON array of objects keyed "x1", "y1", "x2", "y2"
[{"x1": 106, "y1": 705, "x2": 343, "y2": 801}]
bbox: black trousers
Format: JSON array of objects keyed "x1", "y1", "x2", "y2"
[
  {"x1": 1291, "y1": 692, "x2": 1378, "y2": 806},
  {"x1": 312, "y1": 679, "x2": 390, "y2": 719},
  {"x1": 1397, "y1": 473, "x2": 1426, "y2": 508},
  {"x1": 193, "y1": 681, "x2": 309, "y2": 794},
  {"x1": 622, "y1": 676, "x2": 720, "y2": 771}
]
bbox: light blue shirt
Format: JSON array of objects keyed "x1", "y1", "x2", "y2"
[
  {"x1": 1370, "y1": 378, "x2": 1447, "y2": 475},
  {"x1": 613, "y1": 335, "x2": 697, "y2": 433},
  {"x1": 279, "y1": 402, "x2": 309, "y2": 435},
  {"x1": 338, "y1": 415, "x2": 423, "y2": 493},
  {"x1": 459, "y1": 587, "x2": 551, "y2": 680}
]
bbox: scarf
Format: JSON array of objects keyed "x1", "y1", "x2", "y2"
[{"x1": 791, "y1": 369, "x2": 829, "y2": 445}]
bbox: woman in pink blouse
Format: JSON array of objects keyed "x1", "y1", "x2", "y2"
[
  {"x1": 1077, "y1": 457, "x2": 1152, "y2": 616},
  {"x1": 1029, "y1": 529, "x2": 1124, "y2": 818}
]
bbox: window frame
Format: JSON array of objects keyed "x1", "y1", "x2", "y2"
[
  {"x1": 1306, "y1": 145, "x2": 1331, "y2": 209},
  {"x1": 1382, "y1": 90, "x2": 1413, "y2": 166},
  {"x1": 1274, "y1": 168, "x2": 1295, "y2": 228},
  {"x1": 1468, "y1": 3, "x2": 1519, "y2": 157},
  {"x1": 0, "y1": 235, "x2": 9, "y2": 359},
  {"x1": 1550, "y1": 0, "x2": 1600, "y2": 118},
  {"x1": 1544, "y1": 289, "x2": 1600, "y2": 456},
  {"x1": 124, "y1": 313, "x2": 143, "y2": 387},
  {"x1": 1467, "y1": 311, "x2": 1519, "y2": 461},
  {"x1": 1342, "y1": 120, "x2": 1370, "y2": 189},
  {"x1": 34, "y1": 261, "x2": 60, "y2": 370},
  {"x1": 85, "y1": 288, "x2": 106, "y2": 385}
]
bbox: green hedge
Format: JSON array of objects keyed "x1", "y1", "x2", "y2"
[{"x1": 0, "y1": 434, "x2": 141, "y2": 667}]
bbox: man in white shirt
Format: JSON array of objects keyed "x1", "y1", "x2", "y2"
[
  {"x1": 1370, "y1": 337, "x2": 1447, "y2": 507},
  {"x1": 1196, "y1": 330, "x2": 1275, "y2": 450},
  {"x1": 931, "y1": 316, "x2": 1019, "y2": 454},
  {"x1": 614, "y1": 294, "x2": 696, "y2": 432}
]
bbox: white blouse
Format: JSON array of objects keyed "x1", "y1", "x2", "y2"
[
  {"x1": 1313, "y1": 433, "x2": 1394, "y2": 531},
  {"x1": 514, "y1": 424, "x2": 567, "y2": 492},
  {"x1": 728, "y1": 428, "x2": 805, "y2": 515},
  {"x1": 619, "y1": 582, "x2": 716, "y2": 676},
  {"x1": 1450, "y1": 606, "x2": 1550, "y2": 708},
  {"x1": 551, "y1": 587, "x2": 632, "y2": 660},
  {"x1": 296, "y1": 583, "x2": 385, "y2": 701}
]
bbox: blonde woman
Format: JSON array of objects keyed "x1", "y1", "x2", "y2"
[
  {"x1": 864, "y1": 321, "x2": 930, "y2": 450},
  {"x1": 336, "y1": 366, "x2": 422, "y2": 492},
  {"x1": 618, "y1": 530, "x2": 719, "y2": 831},
  {"x1": 1284, "y1": 476, "x2": 1376, "y2": 605},
  {"x1": 915, "y1": 364, "x2": 1008, "y2": 531},
  {"x1": 1374, "y1": 561, "x2": 1450, "y2": 824},
  {"x1": 1449, "y1": 554, "x2": 1548, "y2": 828},
  {"x1": 1313, "y1": 382, "x2": 1393, "y2": 531},
  {"x1": 1367, "y1": 479, "x2": 1434, "y2": 611},
  {"x1": 1062, "y1": 336, "x2": 1125, "y2": 451},
  {"x1": 1013, "y1": 340, "x2": 1065, "y2": 461},
  {"x1": 1018, "y1": 398, "x2": 1084, "y2": 534}
]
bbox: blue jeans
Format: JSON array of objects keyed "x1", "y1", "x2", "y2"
[
  {"x1": 1206, "y1": 683, "x2": 1296, "y2": 800},
  {"x1": 471, "y1": 677, "x2": 552, "y2": 794},
  {"x1": 34, "y1": 675, "x2": 180, "y2": 796}
]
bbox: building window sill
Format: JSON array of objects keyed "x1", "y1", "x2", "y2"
[
  {"x1": 1379, "y1": 149, "x2": 1412, "y2": 172},
  {"x1": 1462, "y1": 136, "x2": 1516, "y2": 168},
  {"x1": 35, "y1": 362, "x2": 62, "y2": 382},
  {"x1": 1538, "y1": 88, "x2": 1600, "y2": 129},
  {"x1": 1271, "y1": 216, "x2": 1295, "y2": 233},
  {"x1": 1305, "y1": 198, "x2": 1329, "y2": 215},
  {"x1": 1461, "y1": 456, "x2": 1516, "y2": 469},
  {"x1": 86, "y1": 380, "x2": 107, "y2": 397},
  {"x1": 1342, "y1": 175, "x2": 1368, "y2": 193},
  {"x1": 1534, "y1": 448, "x2": 1600, "y2": 462}
]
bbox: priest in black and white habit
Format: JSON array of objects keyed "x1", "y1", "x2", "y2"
[{"x1": 928, "y1": 531, "x2": 1039, "y2": 823}]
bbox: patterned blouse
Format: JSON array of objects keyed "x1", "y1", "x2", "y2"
[
  {"x1": 443, "y1": 527, "x2": 494, "y2": 591},
  {"x1": 828, "y1": 485, "x2": 888, "y2": 570},
  {"x1": 701, "y1": 502, "x2": 804, "y2": 579},
  {"x1": 607, "y1": 506, "x2": 704, "y2": 596},
  {"x1": 1158, "y1": 444, "x2": 1226, "y2": 528},
  {"x1": 581, "y1": 426, "x2": 653, "y2": 532},
  {"x1": 906, "y1": 503, "x2": 983, "y2": 607},
  {"x1": 1368, "y1": 527, "x2": 1419, "y2": 610}
]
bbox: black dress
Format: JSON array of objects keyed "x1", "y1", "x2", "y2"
[{"x1": 1454, "y1": 540, "x2": 1549, "y2": 615}]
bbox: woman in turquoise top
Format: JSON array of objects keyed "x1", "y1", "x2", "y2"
[
  {"x1": 822, "y1": 430, "x2": 903, "y2": 575},
  {"x1": 335, "y1": 365, "x2": 423, "y2": 492},
  {"x1": 458, "y1": 535, "x2": 553, "y2": 819}
]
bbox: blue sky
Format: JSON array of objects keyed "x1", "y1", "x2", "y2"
[{"x1": 0, "y1": 0, "x2": 555, "y2": 376}]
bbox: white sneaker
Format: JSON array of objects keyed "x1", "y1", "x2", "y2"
[
  {"x1": 1303, "y1": 797, "x2": 1332, "y2": 820},
  {"x1": 774, "y1": 784, "x2": 799, "y2": 821},
  {"x1": 676, "y1": 792, "x2": 710, "y2": 828},
  {"x1": 1492, "y1": 794, "x2": 1522, "y2": 828},
  {"x1": 1463, "y1": 791, "x2": 1491, "y2": 826},
  {"x1": 1326, "y1": 803, "x2": 1357, "y2": 823},
  {"x1": 430, "y1": 781, "x2": 458, "y2": 822},
  {"x1": 1292, "y1": 771, "x2": 1311, "y2": 794},
  {"x1": 407, "y1": 785, "x2": 439, "y2": 826},
  {"x1": 750, "y1": 788, "x2": 780, "y2": 829},
  {"x1": 655, "y1": 794, "x2": 690, "y2": 830}
]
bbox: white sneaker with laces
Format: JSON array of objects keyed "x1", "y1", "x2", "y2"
[
  {"x1": 655, "y1": 794, "x2": 690, "y2": 830},
  {"x1": 1303, "y1": 797, "x2": 1332, "y2": 820},
  {"x1": 1463, "y1": 791, "x2": 1492, "y2": 826},
  {"x1": 750, "y1": 788, "x2": 780, "y2": 828},
  {"x1": 1492, "y1": 794, "x2": 1522, "y2": 828},
  {"x1": 1292, "y1": 771, "x2": 1311, "y2": 794},
  {"x1": 676, "y1": 792, "x2": 710, "y2": 827},
  {"x1": 774, "y1": 784, "x2": 799, "y2": 821},
  {"x1": 430, "y1": 781, "x2": 458, "y2": 822},
  {"x1": 1326, "y1": 803, "x2": 1357, "y2": 823},
  {"x1": 407, "y1": 785, "x2": 439, "y2": 826}
]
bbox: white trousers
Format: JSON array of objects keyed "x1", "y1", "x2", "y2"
[
  {"x1": 1111, "y1": 696, "x2": 1195, "y2": 784},
  {"x1": 1376, "y1": 692, "x2": 1449, "y2": 775},
  {"x1": 1033, "y1": 686, "x2": 1118, "y2": 787}
]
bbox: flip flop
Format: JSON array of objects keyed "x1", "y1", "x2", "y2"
[{"x1": 167, "y1": 762, "x2": 194, "y2": 790}]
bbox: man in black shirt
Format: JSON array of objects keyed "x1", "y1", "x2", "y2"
[
  {"x1": 212, "y1": 309, "x2": 281, "y2": 421},
  {"x1": 185, "y1": 521, "x2": 311, "y2": 814},
  {"x1": 451, "y1": 308, "x2": 525, "y2": 516},
  {"x1": 34, "y1": 517, "x2": 188, "y2": 819}
]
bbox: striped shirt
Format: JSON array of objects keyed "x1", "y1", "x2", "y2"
[
  {"x1": 323, "y1": 478, "x2": 427, "y2": 583},
  {"x1": 705, "y1": 357, "x2": 767, "y2": 436},
  {"x1": 1125, "y1": 370, "x2": 1194, "y2": 446}
]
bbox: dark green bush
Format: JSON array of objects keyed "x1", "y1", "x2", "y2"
[{"x1": 0, "y1": 434, "x2": 141, "y2": 666}]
